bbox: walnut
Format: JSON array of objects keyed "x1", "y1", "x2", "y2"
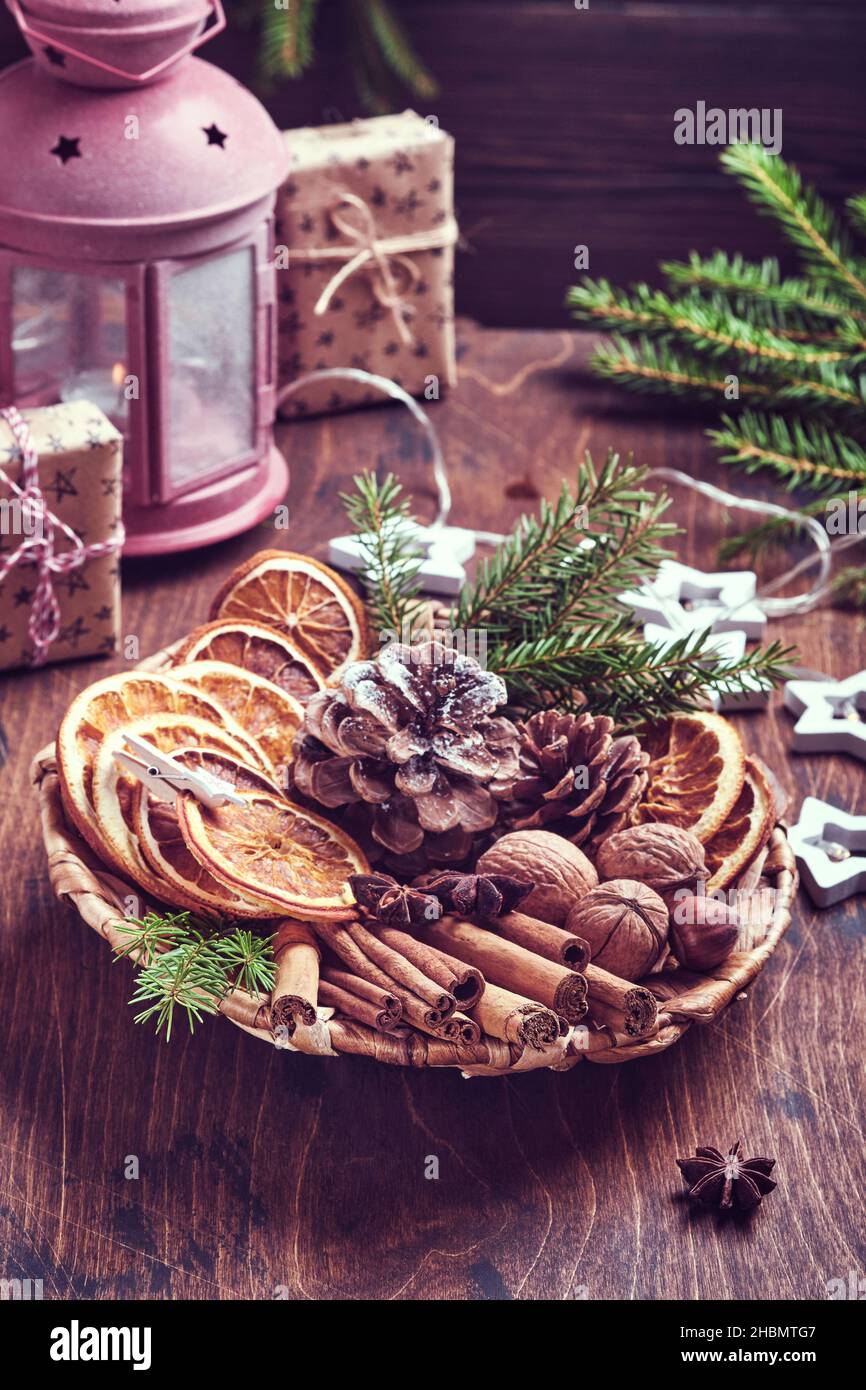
[
  {"x1": 595, "y1": 824, "x2": 706, "y2": 911},
  {"x1": 670, "y1": 894, "x2": 740, "y2": 971},
  {"x1": 476, "y1": 829, "x2": 597, "y2": 926},
  {"x1": 565, "y1": 879, "x2": 668, "y2": 980}
]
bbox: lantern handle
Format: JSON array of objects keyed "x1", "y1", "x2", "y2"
[{"x1": 7, "y1": 0, "x2": 226, "y2": 85}]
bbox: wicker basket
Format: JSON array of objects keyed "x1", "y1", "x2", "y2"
[{"x1": 31, "y1": 642, "x2": 799, "y2": 1076}]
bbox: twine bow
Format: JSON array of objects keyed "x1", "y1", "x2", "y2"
[
  {"x1": 290, "y1": 191, "x2": 459, "y2": 345},
  {"x1": 0, "y1": 406, "x2": 125, "y2": 666}
]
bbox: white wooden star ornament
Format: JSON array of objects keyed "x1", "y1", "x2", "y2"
[
  {"x1": 618, "y1": 560, "x2": 768, "y2": 639},
  {"x1": 329, "y1": 520, "x2": 477, "y2": 597},
  {"x1": 619, "y1": 560, "x2": 770, "y2": 712},
  {"x1": 787, "y1": 798, "x2": 866, "y2": 907},
  {"x1": 783, "y1": 670, "x2": 866, "y2": 760}
]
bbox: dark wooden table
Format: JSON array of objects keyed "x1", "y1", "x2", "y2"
[{"x1": 2, "y1": 324, "x2": 864, "y2": 1301}]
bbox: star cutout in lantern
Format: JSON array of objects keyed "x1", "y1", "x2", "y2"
[
  {"x1": 51, "y1": 135, "x2": 81, "y2": 165},
  {"x1": 13, "y1": 586, "x2": 34, "y2": 608},
  {"x1": 203, "y1": 123, "x2": 228, "y2": 148}
]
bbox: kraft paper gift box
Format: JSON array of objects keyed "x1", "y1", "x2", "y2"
[
  {"x1": 276, "y1": 109, "x2": 458, "y2": 417},
  {"x1": 0, "y1": 401, "x2": 123, "y2": 672}
]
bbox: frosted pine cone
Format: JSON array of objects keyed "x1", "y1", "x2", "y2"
[
  {"x1": 508, "y1": 710, "x2": 649, "y2": 853},
  {"x1": 292, "y1": 641, "x2": 520, "y2": 865}
]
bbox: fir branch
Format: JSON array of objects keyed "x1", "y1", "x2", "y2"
[
  {"x1": 831, "y1": 565, "x2": 866, "y2": 609},
  {"x1": 662, "y1": 251, "x2": 866, "y2": 323},
  {"x1": 720, "y1": 145, "x2": 866, "y2": 307},
  {"x1": 847, "y1": 194, "x2": 866, "y2": 242},
  {"x1": 716, "y1": 497, "x2": 826, "y2": 567},
  {"x1": 567, "y1": 280, "x2": 860, "y2": 368},
  {"x1": 366, "y1": 0, "x2": 437, "y2": 97},
  {"x1": 340, "y1": 471, "x2": 425, "y2": 639},
  {"x1": 591, "y1": 336, "x2": 866, "y2": 417},
  {"x1": 454, "y1": 451, "x2": 674, "y2": 632},
  {"x1": 491, "y1": 622, "x2": 794, "y2": 726},
  {"x1": 708, "y1": 411, "x2": 866, "y2": 494},
  {"x1": 113, "y1": 913, "x2": 275, "y2": 1041},
  {"x1": 260, "y1": 0, "x2": 319, "y2": 79}
]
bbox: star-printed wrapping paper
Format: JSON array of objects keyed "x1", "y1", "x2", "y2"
[
  {"x1": 276, "y1": 110, "x2": 458, "y2": 417},
  {"x1": 0, "y1": 402, "x2": 123, "y2": 672}
]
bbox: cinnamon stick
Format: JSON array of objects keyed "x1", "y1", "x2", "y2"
[
  {"x1": 314, "y1": 919, "x2": 454, "y2": 1029},
  {"x1": 471, "y1": 982, "x2": 562, "y2": 1050},
  {"x1": 318, "y1": 978, "x2": 402, "y2": 1032},
  {"x1": 344, "y1": 919, "x2": 456, "y2": 1020},
  {"x1": 321, "y1": 965, "x2": 402, "y2": 1027},
  {"x1": 584, "y1": 962, "x2": 659, "y2": 1037},
  {"x1": 378, "y1": 927, "x2": 484, "y2": 1007},
  {"x1": 426, "y1": 917, "x2": 587, "y2": 1024},
  {"x1": 270, "y1": 919, "x2": 320, "y2": 1033},
  {"x1": 436, "y1": 1011, "x2": 482, "y2": 1045},
  {"x1": 494, "y1": 911, "x2": 590, "y2": 971}
]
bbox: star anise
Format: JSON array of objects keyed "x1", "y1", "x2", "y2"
[
  {"x1": 676, "y1": 1140, "x2": 776, "y2": 1212},
  {"x1": 349, "y1": 872, "x2": 442, "y2": 927},
  {"x1": 420, "y1": 871, "x2": 533, "y2": 918}
]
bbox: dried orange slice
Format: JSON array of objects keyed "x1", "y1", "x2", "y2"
[
  {"x1": 635, "y1": 710, "x2": 745, "y2": 843},
  {"x1": 209, "y1": 549, "x2": 367, "y2": 676},
  {"x1": 91, "y1": 714, "x2": 271, "y2": 897},
  {"x1": 177, "y1": 787, "x2": 368, "y2": 920},
  {"x1": 57, "y1": 670, "x2": 268, "y2": 865},
  {"x1": 132, "y1": 748, "x2": 287, "y2": 916},
  {"x1": 704, "y1": 757, "x2": 775, "y2": 891},
  {"x1": 168, "y1": 660, "x2": 303, "y2": 773},
  {"x1": 172, "y1": 619, "x2": 325, "y2": 702}
]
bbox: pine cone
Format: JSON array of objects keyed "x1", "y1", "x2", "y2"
[
  {"x1": 508, "y1": 710, "x2": 649, "y2": 853},
  {"x1": 292, "y1": 641, "x2": 520, "y2": 865}
]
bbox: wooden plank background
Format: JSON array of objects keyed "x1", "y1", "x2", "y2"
[
  {"x1": 0, "y1": 2, "x2": 864, "y2": 325},
  {"x1": 1, "y1": 323, "x2": 864, "y2": 1299}
]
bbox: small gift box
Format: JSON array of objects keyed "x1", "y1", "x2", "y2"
[
  {"x1": 276, "y1": 109, "x2": 457, "y2": 417},
  {"x1": 0, "y1": 402, "x2": 124, "y2": 672}
]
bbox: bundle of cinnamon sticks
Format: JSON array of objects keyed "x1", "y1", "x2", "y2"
[{"x1": 268, "y1": 902, "x2": 658, "y2": 1062}]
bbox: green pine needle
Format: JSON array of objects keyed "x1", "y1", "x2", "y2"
[
  {"x1": 720, "y1": 145, "x2": 866, "y2": 307},
  {"x1": 343, "y1": 453, "x2": 793, "y2": 726},
  {"x1": 340, "y1": 471, "x2": 426, "y2": 641},
  {"x1": 708, "y1": 411, "x2": 866, "y2": 494},
  {"x1": 113, "y1": 913, "x2": 275, "y2": 1041}
]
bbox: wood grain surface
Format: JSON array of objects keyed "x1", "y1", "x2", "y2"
[
  {"x1": 1, "y1": 3, "x2": 864, "y2": 326},
  {"x1": 1, "y1": 323, "x2": 864, "y2": 1301}
]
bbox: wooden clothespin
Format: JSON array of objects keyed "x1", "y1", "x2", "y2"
[{"x1": 113, "y1": 734, "x2": 246, "y2": 811}]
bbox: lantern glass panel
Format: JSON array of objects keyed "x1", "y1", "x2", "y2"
[
  {"x1": 11, "y1": 267, "x2": 128, "y2": 425},
  {"x1": 166, "y1": 246, "x2": 256, "y2": 490}
]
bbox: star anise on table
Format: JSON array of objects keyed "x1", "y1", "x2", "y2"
[
  {"x1": 349, "y1": 872, "x2": 442, "y2": 927},
  {"x1": 676, "y1": 1140, "x2": 777, "y2": 1212},
  {"x1": 419, "y1": 871, "x2": 533, "y2": 918}
]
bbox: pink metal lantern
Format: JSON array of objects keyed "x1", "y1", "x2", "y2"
[{"x1": 0, "y1": 0, "x2": 290, "y2": 554}]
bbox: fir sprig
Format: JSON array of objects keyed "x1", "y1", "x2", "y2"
[
  {"x1": 708, "y1": 412, "x2": 866, "y2": 494},
  {"x1": 340, "y1": 471, "x2": 425, "y2": 638},
  {"x1": 113, "y1": 913, "x2": 275, "y2": 1041},
  {"x1": 238, "y1": 0, "x2": 436, "y2": 112},
  {"x1": 343, "y1": 454, "x2": 793, "y2": 724},
  {"x1": 493, "y1": 623, "x2": 793, "y2": 727},
  {"x1": 569, "y1": 145, "x2": 866, "y2": 583}
]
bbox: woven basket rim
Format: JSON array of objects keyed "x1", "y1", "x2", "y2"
[{"x1": 31, "y1": 636, "x2": 798, "y2": 1074}]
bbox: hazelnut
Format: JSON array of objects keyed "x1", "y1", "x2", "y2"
[
  {"x1": 595, "y1": 824, "x2": 706, "y2": 911},
  {"x1": 565, "y1": 879, "x2": 668, "y2": 980},
  {"x1": 669, "y1": 893, "x2": 739, "y2": 971},
  {"x1": 476, "y1": 830, "x2": 597, "y2": 926}
]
